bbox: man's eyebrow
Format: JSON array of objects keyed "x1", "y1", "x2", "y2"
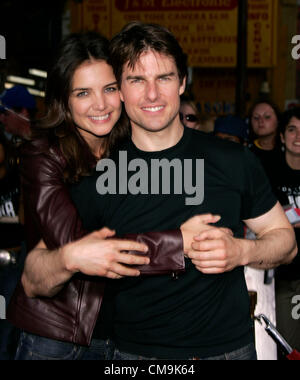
[
  {"x1": 158, "y1": 72, "x2": 176, "y2": 78},
  {"x1": 126, "y1": 72, "x2": 176, "y2": 80},
  {"x1": 126, "y1": 75, "x2": 144, "y2": 81}
]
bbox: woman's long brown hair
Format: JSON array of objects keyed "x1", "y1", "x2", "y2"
[{"x1": 32, "y1": 32, "x2": 130, "y2": 183}]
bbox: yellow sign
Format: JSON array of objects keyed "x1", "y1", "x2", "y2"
[{"x1": 75, "y1": 0, "x2": 277, "y2": 68}]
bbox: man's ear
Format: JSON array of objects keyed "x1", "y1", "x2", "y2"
[
  {"x1": 280, "y1": 132, "x2": 285, "y2": 145},
  {"x1": 119, "y1": 89, "x2": 125, "y2": 103},
  {"x1": 179, "y1": 76, "x2": 186, "y2": 96}
]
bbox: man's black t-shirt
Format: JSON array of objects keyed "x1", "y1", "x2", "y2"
[{"x1": 70, "y1": 127, "x2": 277, "y2": 359}]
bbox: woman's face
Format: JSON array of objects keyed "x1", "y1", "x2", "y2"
[
  {"x1": 281, "y1": 117, "x2": 300, "y2": 157},
  {"x1": 251, "y1": 103, "x2": 278, "y2": 138},
  {"x1": 69, "y1": 60, "x2": 122, "y2": 145},
  {"x1": 179, "y1": 103, "x2": 199, "y2": 129}
]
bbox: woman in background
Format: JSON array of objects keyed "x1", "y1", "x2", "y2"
[
  {"x1": 270, "y1": 107, "x2": 300, "y2": 358},
  {"x1": 248, "y1": 100, "x2": 282, "y2": 179}
]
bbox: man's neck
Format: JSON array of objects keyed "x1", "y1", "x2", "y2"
[{"x1": 131, "y1": 122, "x2": 184, "y2": 152}]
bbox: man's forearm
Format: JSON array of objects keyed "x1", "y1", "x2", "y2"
[
  {"x1": 21, "y1": 246, "x2": 73, "y2": 298},
  {"x1": 243, "y1": 227, "x2": 297, "y2": 269}
]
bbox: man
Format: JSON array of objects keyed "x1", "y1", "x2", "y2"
[
  {"x1": 16, "y1": 23, "x2": 297, "y2": 360},
  {"x1": 214, "y1": 115, "x2": 248, "y2": 145},
  {"x1": 0, "y1": 85, "x2": 36, "y2": 143}
]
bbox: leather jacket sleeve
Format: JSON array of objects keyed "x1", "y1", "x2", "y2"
[
  {"x1": 21, "y1": 140, "x2": 185, "y2": 273},
  {"x1": 21, "y1": 140, "x2": 86, "y2": 251}
]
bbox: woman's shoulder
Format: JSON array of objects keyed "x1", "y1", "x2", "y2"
[
  {"x1": 21, "y1": 136, "x2": 67, "y2": 170},
  {"x1": 22, "y1": 136, "x2": 63, "y2": 158}
]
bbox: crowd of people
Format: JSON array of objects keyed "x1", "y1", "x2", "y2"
[{"x1": 0, "y1": 21, "x2": 299, "y2": 361}]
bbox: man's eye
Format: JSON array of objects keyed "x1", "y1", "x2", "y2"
[
  {"x1": 130, "y1": 79, "x2": 142, "y2": 84},
  {"x1": 160, "y1": 76, "x2": 170, "y2": 81}
]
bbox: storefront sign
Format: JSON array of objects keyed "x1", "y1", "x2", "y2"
[{"x1": 76, "y1": 0, "x2": 277, "y2": 68}]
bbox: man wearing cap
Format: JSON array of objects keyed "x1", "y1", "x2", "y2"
[
  {"x1": 214, "y1": 115, "x2": 248, "y2": 145},
  {"x1": 0, "y1": 85, "x2": 36, "y2": 142}
]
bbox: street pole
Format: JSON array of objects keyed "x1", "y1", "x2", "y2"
[{"x1": 235, "y1": 0, "x2": 248, "y2": 117}]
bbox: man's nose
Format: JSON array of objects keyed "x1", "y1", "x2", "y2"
[{"x1": 145, "y1": 81, "x2": 159, "y2": 102}]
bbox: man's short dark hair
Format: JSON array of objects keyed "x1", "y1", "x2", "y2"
[{"x1": 109, "y1": 22, "x2": 188, "y2": 86}]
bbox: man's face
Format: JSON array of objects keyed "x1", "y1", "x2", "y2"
[{"x1": 119, "y1": 50, "x2": 186, "y2": 134}]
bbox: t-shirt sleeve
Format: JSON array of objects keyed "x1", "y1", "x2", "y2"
[{"x1": 240, "y1": 147, "x2": 278, "y2": 220}]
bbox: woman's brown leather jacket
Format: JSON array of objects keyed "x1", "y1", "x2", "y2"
[{"x1": 7, "y1": 139, "x2": 184, "y2": 346}]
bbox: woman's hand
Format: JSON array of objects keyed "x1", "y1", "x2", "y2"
[{"x1": 63, "y1": 227, "x2": 150, "y2": 279}]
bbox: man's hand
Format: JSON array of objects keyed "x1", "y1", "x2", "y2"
[
  {"x1": 180, "y1": 214, "x2": 221, "y2": 253},
  {"x1": 63, "y1": 227, "x2": 150, "y2": 279},
  {"x1": 186, "y1": 227, "x2": 240, "y2": 274}
]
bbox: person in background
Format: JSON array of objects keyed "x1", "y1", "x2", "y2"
[
  {"x1": 248, "y1": 100, "x2": 282, "y2": 179},
  {"x1": 0, "y1": 85, "x2": 36, "y2": 143},
  {"x1": 0, "y1": 129, "x2": 25, "y2": 360},
  {"x1": 269, "y1": 107, "x2": 300, "y2": 358},
  {"x1": 179, "y1": 98, "x2": 201, "y2": 130},
  {"x1": 214, "y1": 115, "x2": 248, "y2": 145}
]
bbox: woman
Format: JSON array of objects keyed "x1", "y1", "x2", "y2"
[
  {"x1": 248, "y1": 100, "x2": 282, "y2": 179},
  {"x1": 8, "y1": 32, "x2": 216, "y2": 360},
  {"x1": 179, "y1": 99, "x2": 201, "y2": 130},
  {"x1": 270, "y1": 107, "x2": 300, "y2": 357}
]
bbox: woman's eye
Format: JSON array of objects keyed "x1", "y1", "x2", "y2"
[
  {"x1": 76, "y1": 91, "x2": 88, "y2": 97},
  {"x1": 105, "y1": 87, "x2": 118, "y2": 93}
]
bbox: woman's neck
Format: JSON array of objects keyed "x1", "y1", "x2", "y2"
[
  {"x1": 286, "y1": 152, "x2": 300, "y2": 170},
  {"x1": 256, "y1": 134, "x2": 276, "y2": 151}
]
